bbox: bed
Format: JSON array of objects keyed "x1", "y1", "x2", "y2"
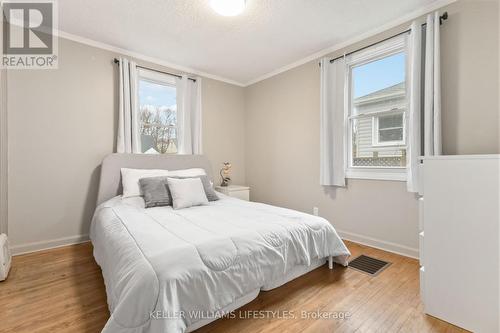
[{"x1": 91, "y1": 153, "x2": 350, "y2": 333}]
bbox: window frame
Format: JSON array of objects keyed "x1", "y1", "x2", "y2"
[
  {"x1": 371, "y1": 110, "x2": 406, "y2": 147},
  {"x1": 137, "y1": 68, "x2": 178, "y2": 154},
  {"x1": 345, "y1": 34, "x2": 409, "y2": 182}
]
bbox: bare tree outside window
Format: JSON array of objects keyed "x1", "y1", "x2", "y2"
[
  {"x1": 138, "y1": 77, "x2": 178, "y2": 154},
  {"x1": 140, "y1": 105, "x2": 177, "y2": 153}
]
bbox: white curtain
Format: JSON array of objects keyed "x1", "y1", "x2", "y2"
[
  {"x1": 407, "y1": 11, "x2": 442, "y2": 192},
  {"x1": 176, "y1": 75, "x2": 202, "y2": 155},
  {"x1": 407, "y1": 22, "x2": 422, "y2": 193},
  {"x1": 117, "y1": 57, "x2": 141, "y2": 153},
  {"x1": 319, "y1": 57, "x2": 346, "y2": 187},
  {"x1": 424, "y1": 12, "x2": 442, "y2": 156}
]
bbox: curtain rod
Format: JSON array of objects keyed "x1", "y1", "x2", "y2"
[
  {"x1": 113, "y1": 58, "x2": 197, "y2": 82},
  {"x1": 328, "y1": 12, "x2": 448, "y2": 64}
]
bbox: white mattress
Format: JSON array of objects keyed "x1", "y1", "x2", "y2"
[{"x1": 90, "y1": 194, "x2": 350, "y2": 333}]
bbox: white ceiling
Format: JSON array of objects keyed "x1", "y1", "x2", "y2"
[{"x1": 58, "y1": 0, "x2": 446, "y2": 86}]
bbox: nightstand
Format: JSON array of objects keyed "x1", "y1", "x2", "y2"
[{"x1": 215, "y1": 185, "x2": 250, "y2": 201}]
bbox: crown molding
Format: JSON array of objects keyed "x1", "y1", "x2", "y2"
[
  {"x1": 244, "y1": 0, "x2": 457, "y2": 86},
  {"x1": 56, "y1": 30, "x2": 246, "y2": 87}
]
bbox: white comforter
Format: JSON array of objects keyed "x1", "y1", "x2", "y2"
[{"x1": 90, "y1": 194, "x2": 350, "y2": 333}]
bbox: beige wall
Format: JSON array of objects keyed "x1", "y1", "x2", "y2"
[
  {"x1": 7, "y1": 37, "x2": 246, "y2": 251},
  {"x1": 0, "y1": 18, "x2": 6, "y2": 235},
  {"x1": 441, "y1": 0, "x2": 499, "y2": 154},
  {"x1": 202, "y1": 78, "x2": 245, "y2": 185},
  {"x1": 244, "y1": 0, "x2": 499, "y2": 255}
]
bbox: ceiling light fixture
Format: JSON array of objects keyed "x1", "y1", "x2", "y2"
[{"x1": 210, "y1": 0, "x2": 246, "y2": 16}]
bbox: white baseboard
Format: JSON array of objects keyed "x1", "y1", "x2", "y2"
[
  {"x1": 10, "y1": 234, "x2": 90, "y2": 256},
  {"x1": 337, "y1": 229, "x2": 419, "y2": 259}
]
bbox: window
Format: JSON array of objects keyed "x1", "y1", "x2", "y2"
[
  {"x1": 373, "y1": 112, "x2": 405, "y2": 146},
  {"x1": 346, "y1": 36, "x2": 408, "y2": 180},
  {"x1": 138, "y1": 69, "x2": 178, "y2": 154}
]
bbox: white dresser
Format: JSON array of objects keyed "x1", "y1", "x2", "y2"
[
  {"x1": 215, "y1": 185, "x2": 250, "y2": 201},
  {"x1": 419, "y1": 155, "x2": 499, "y2": 333}
]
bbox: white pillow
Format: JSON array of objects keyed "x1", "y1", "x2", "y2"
[
  {"x1": 168, "y1": 168, "x2": 206, "y2": 177},
  {"x1": 167, "y1": 177, "x2": 209, "y2": 210},
  {"x1": 121, "y1": 168, "x2": 170, "y2": 198}
]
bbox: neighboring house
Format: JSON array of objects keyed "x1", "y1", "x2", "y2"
[
  {"x1": 141, "y1": 134, "x2": 177, "y2": 154},
  {"x1": 352, "y1": 82, "x2": 406, "y2": 167}
]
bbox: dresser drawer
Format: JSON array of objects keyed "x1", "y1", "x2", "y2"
[
  {"x1": 418, "y1": 197, "x2": 424, "y2": 232},
  {"x1": 418, "y1": 162, "x2": 425, "y2": 196},
  {"x1": 419, "y1": 231, "x2": 424, "y2": 266}
]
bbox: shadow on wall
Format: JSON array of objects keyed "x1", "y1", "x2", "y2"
[
  {"x1": 79, "y1": 58, "x2": 119, "y2": 236},
  {"x1": 441, "y1": 5, "x2": 461, "y2": 155},
  {"x1": 113, "y1": 58, "x2": 119, "y2": 153},
  {"x1": 441, "y1": 0, "x2": 500, "y2": 154},
  {"x1": 80, "y1": 165, "x2": 101, "y2": 236},
  {"x1": 322, "y1": 186, "x2": 338, "y2": 200}
]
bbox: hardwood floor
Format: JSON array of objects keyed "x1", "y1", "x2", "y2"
[
  {"x1": 0, "y1": 243, "x2": 109, "y2": 333},
  {"x1": 0, "y1": 241, "x2": 467, "y2": 333}
]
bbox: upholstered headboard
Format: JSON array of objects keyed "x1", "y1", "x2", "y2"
[{"x1": 96, "y1": 153, "x2": 214, "y2": 205}]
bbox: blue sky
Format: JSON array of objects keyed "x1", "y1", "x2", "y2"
[
  {"x1": 139, "y1": 80, "x2": 176, "y2": 108},
  {"x1": 353, "y1": 52, "x2": 405, "y2": 98}
]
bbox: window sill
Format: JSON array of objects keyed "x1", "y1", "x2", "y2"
[
  {"x1": 371, "y1": 142, "x2": 406, "y2": 147},
  {"x1": 345, "y1": 168, "x2": 407, "y2": 181}
]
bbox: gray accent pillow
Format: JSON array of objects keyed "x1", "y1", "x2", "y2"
[
  {"x1": 192, "y1": 175, "x2": 220, "y2": 202},
  {"x1": 139, "y1": 175, "x2": 219, "y2": 208},
  {"x1": 139, "y1": 176, "x2": 171, "y2": 208}
]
